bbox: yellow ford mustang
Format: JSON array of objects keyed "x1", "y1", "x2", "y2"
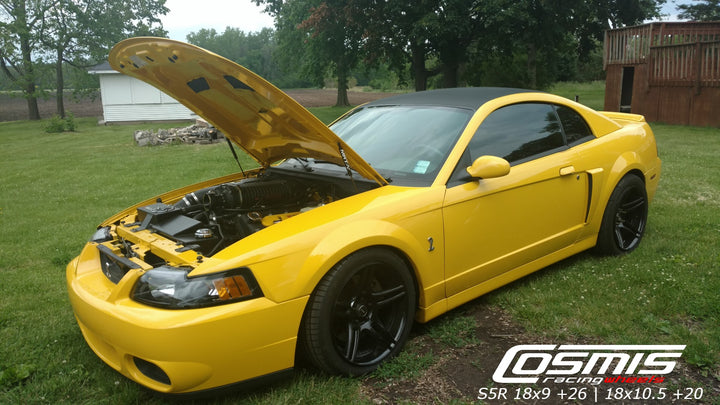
[{"x1": 67, "y1": 38, "x2": 661, "y2": 394}]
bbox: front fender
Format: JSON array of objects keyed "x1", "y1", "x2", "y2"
[
  {"x1": 202, "y1": 185, "x2": 446, "y2": 306},
  {"x1": 298, "y1": 217, "x2": 443, "y2": 305}
]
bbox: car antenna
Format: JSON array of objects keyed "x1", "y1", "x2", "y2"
[
  {"x1": 225, "y1": 137, "x2": 246, "y2": 176},
  {"x1": 338, "y1": 142, "x2": 358, "y2": 192}
]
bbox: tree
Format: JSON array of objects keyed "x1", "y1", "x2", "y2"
[
  {"x1": 358, "y1": 0, "x2": 484, "y2": 90},
  {"x1": 1, "y1": 0, "x2": 167, "y2": 120},
  {"x1": 678, "y1": 0, "x2": 720, "y2": 21},
  {"x1": 297, "y1": 1, "x2": 365, "y2": 106},
  {"x1": 424, "y1": 0, "x2": 485, "y2": 88},
  {"x1": 40, "y1": 0, "x2": 167, "y2": 117},
  {"x1": 187, "y1": 27, "x2": 282, "y2": 84},
  {"x1": 357, "y1": 0, "x2": 438, "y2": 91},
  {"x1": 256, "y1": 0, "x2": 366, "y2": 106},
  {"x1": 253, "y1": 0, "x2": 669, "y2": 94},
  {"x1": 466, "y1": 0, "x2": 666, "y2": 88},
  {"x1": 0, "y1": 0, "x2": 52, "y2": 120}
]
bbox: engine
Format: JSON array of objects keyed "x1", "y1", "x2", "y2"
[{"x1": 132, "y1": 176, "x2": 333, "y2": 256}]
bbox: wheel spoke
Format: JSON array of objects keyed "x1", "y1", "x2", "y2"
[
  {"x1": 354, "y1": 267, "x2": 374, "y2": 291},
  {"x1": 617, "y1": 222, "x2": 642, "y2": 240},
  {"x1": 315, "y1": 249, "x2": 415, "y2": 371},
  {"x1": 368, "y1": 319, "x2": 398, "y2": 350},
  {"x1": 344, "y1": 323, "x2": 361, "y2": 362},
  {"x1": 614, "y1": 226, "x2": 626, "y2": 248},
  {"x1": 595, "y1": 177, "x2": 648, "y2": 255},
  {"x1": 621, "y1": 196, "x2": 645, "y2": 212},
  {"x1": 370, "y1": 284, "x2": 406, "y2": 307}
]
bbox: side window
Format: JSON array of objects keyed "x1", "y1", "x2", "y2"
[
  {"x1": 467, "y1": 103, "x2": 565, "y2": 164},
  {"x1": 555, "y1": 105, "x2": 594, "y2": 145}
]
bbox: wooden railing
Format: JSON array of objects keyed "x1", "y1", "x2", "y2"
[
  {"x1": 604, "y1": 22, "x2": 720, "y2": 69},
  {"x1": 604, "y1": 25, "x2": 653, "y2": 67},
  {"x1": 649, "y1": 41, "x2": 720, "y2": 87}
]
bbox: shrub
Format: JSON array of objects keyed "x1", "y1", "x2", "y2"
[
  {"x1": 43, "y1": 112, "x2": 77, "y2": 133},
  {"x1": 43, "y1": 115, "x2": 66, "y2": 133},
  {"x1": 64, "y1": 112, "x2": 76, "y2": 132}
]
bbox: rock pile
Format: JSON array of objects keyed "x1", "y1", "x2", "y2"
[{"x1": 134, "y1": 119, "x2": 224, "y2": 146}]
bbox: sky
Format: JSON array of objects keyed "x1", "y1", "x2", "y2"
[
  {"x1": 660, "y1": 0, "x2": 691, "y2": 20},
  {"x1": 160, "y1": 0, "x2": 693, "y2": 41},
  {"x1": 162, "y1": 0, "x2": 274, "y2": 40}
]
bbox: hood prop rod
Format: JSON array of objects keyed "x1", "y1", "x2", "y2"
[
  {"x1": 338, "y1": 142, "x2": 358, "y2": 192},
  {"x1": 225, "y1": 137, "x2": 246, "y2": 176}
]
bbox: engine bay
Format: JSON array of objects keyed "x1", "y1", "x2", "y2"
[{"x1": 112, "y1": 169, "x2": 375, "y2": 259}]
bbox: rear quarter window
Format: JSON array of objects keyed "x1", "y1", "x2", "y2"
[{"x1": 555, "y1": 105, "x2": 595, "y2": 145}]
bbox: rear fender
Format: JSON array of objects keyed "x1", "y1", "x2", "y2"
[{"x1": 585, "y1": 151, "x2": 646, "y2": 235}]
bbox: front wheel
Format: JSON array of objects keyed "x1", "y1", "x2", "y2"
[
  {"x1": 300, "y1": 247, "x2": 416, "y2": 376},
  {"x1": 594, "y1": 175, "x2": 648, "y2": 255}
]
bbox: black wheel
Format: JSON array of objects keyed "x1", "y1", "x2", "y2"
[
  {"x1": 594, "y1": 174, "x2": 648, "y2": 255},
  {"x1": 300, "y1": 247, "x2": 416, "y2": 376}
]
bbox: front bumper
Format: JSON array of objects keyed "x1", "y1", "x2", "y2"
[{"x1": 66, "y1": 244, "x2": 308, "y2": 394}]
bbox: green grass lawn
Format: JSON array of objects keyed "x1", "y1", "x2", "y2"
[
  {"x1": 548, "y1": 81, "x2": 606, "y2": 110},
  {"x1": 1, "y1": 98, "x2": 718, "y2": 403},
  {"x1": 485, "y1": 122, "x2": 720, "y2": 368}
]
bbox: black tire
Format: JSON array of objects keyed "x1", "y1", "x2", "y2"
[
  {"x1": 300, "y1": 247, "x2": 416, "y2": 376},
  {"x1": 594, "y1": 174, "x2": 648, "y2": 255}
]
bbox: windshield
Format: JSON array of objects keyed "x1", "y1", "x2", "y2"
[{"x1": 330, "y1": 105, "x2": 472, "y2": 186}]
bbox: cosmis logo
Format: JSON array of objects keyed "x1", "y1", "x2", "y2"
[{"x1": 493, "y1": 345, "x2": 686, "y2": 385}]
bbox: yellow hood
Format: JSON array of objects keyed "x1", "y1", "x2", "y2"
[{"x1": 109, "y1": 37, "x2": 387, "y2": 185}]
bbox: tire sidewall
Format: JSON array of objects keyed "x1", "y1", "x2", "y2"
[
  {"x1": 301, "y1": 247, "x2": 416, "y2": 376},
  {"x1": 595, "y1": 174, "x2": 648, "y2": 255}
]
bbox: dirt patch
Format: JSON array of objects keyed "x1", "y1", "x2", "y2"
[
  {"x1": 361, "y1": 302, "x2": 526, "y2": 404},
  {"x1": 0, "y1": 89, "x2": 397, "y2": 122},
  {"x1": 361, "y1": 300, "x2": 720, "y2": 404},
  {"x1": 0, "y1": 92, "x2": 103, "y2": 122}
]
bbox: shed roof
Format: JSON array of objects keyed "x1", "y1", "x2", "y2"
[{"x1": 88, "y1": 61, "x2": 117, "y2": 74}]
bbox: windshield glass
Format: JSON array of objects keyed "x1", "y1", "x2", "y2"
[{"x1": 330, "y1": 105, "x2": 472, "y2": 186}]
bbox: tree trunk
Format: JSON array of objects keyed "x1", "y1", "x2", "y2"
[
  {"x1": 411, "y1": 42, "x2": 428, "y2": 91},
  {"x1": 527, "y1": 43, "x2": 538, "y2": 89},
  {"x1": 24, "y1": 83, "x2": 40, "y2": 121},
  {"x1": 442, "y1": 62, "x2": 459, "y2": 88},
  {"x1": 335, "y1": 61, "x2": 350, "y2": 107},
  {"x1": 19, "y1": 6, "x2": 40, "y2": 120},
  {"x1": 56, "y1": 48, "x2": 66, "y2": 118}
]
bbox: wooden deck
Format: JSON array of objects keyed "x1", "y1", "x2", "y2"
[{"x1": 604, "y1": 22, "x2": 720, "y2": 126}]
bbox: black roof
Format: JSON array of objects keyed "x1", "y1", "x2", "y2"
[{"x1": 364, "y1": 87, "x2": 536, "y2": 111}]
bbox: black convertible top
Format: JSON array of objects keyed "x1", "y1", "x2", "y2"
[{"x1": 364, "y1": 87, "x2": 536, "y2": 111}]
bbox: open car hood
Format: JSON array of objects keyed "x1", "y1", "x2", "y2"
[{"x1": 109, "y1": 37, "x2": 388, "y2": 185}]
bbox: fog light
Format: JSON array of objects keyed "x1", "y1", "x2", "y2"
[{"x1": 133, "y1": 357, "x2": 170, "y2": 385}]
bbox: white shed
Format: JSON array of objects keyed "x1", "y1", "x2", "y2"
[{"x1": 89, "y1": 62, "x2": 196, "y2": 123}]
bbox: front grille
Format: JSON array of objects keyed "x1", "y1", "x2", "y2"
[{"x1": 97, "y1": 244, "x2": 140, "y2": 284}]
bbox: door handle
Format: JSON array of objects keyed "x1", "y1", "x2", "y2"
[{"x1": 559, "y1": 166, "x2": 576, "y2": 176}]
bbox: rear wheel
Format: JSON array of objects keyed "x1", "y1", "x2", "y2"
[
  {"x1": 300, "y1": 247, "x2": 416, "y2": 376},
  {"x1": 594, "y1": 175, "x2": 648, "y2": 255}
]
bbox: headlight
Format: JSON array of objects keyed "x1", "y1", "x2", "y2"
[
  {"x1": 90, "y1": 226, "x2": 113, "y2": 243},
  {"x1": 132, "y1": 266, "x2": 263, "y2": 309}
]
